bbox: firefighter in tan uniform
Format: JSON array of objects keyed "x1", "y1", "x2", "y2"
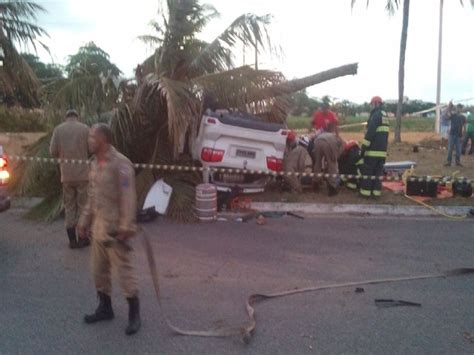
[
  {"x1": 283, "y1": 131, "x2": 313, "y2": 193},
  {"x1": 78, "y1": 124, "x2": 141, "y2": 336},
  {"x1": 49, "y1": 109, "x2": 90, "y2": 249},
  {"x1": 312, "y1": 122, "x2": 345, "y2": 196}
]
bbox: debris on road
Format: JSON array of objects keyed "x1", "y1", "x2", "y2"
[
  {"x1": 374, "y1": 299, "x2": 421, "y2": 308},
  {"x1": 355, "y1": 287, "x2": 365, "y2": 293},
  {"x1": 287, "y1": 211, "x2": 305, "y2": 219},
  {"x1": 256, "y1": 214, "x2": 267, "y2": 225},
  {"x1": 463, "y1": 332, "x2": 474, "y2": 343}
]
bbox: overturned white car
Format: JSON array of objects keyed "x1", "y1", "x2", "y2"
[{"x1": 193, "y1": 110, "x2": 288, "y2": 193}]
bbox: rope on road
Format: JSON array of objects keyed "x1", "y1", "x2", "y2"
[
  {"x1": 6, "y1": 154, "x2": 474, "y2": 183},
  {"x1": 139, "y1": 225, "x2": 474, "y2": 343}
]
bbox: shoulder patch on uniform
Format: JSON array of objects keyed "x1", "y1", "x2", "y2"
[{"x1": 119, "y1": 164, "x2": 131, "y2": 188}]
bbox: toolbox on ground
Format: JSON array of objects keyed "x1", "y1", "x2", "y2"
[
  {"x1": 452, "y1": 180, "x2": 473, "y2": 198},
  {"x1": 406, "y1": 177, "x2": 438, "y2": 197}
]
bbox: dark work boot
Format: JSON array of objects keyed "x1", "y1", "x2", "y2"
[
  {"x1": 76, "y1": 237, "x2": 91, "y2": 248},
  {"x1": 67, "y1": 228, "x2": 78, "y2": 249},
  {"x1": 84, "y1": 292, "x2": 114, "y2": 324},
  {"x1": 125, "y1": 297, "x2": 141, "y2": 335}
]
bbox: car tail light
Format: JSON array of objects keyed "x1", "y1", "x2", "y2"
[
  {"x1": 266, "y1": 156, "x2": 283, "y2": 172},
  {"x1": 0, "y1": 169, "x2": 9, "y2": 182},
  {"x1": 0, "y1": 157, "x2": 7, "y2": 169},
  {"x1": 201, "y1": 148, "x2": 224, "y2": 162},
  {"x1": 207, "y1": 118, "x2": 217, "y2": 124},
  {"x1": 281, "y1": 130, "x2": 288, "y2": 136}
]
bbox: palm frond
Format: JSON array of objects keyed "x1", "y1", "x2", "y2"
[
  {"x1": 137, "y1": 35, "x2": 163, "y2": 47},
  {"x1": 0, "y1": 34, "x2": 40, "y2": 107},
  {"x1": 188, "y1": 13, "x2": 275, "y2": 75},
  {"x1": 155, "y1": 0, "x2": 220, "y2": 76},
  {"x1": 24, "y1": 194, "x2": 62, "y2": 221},
  {"x1": 51, "y1": 73, "x2": 118, "y2": 119},
  {"x1": 0, "y1": 0, "x2": 48, "y2": 51},
  {"x1": 193, "y1": 66, "x2": 288, "y2": 120},
  {"x1": 158, "y1": 76, "x2": 197, "y2": 156},
  {"x1": 351, "y1": 0, "x2": 400, "y2": 15},
  {"x1": 9, "y1": 131, "x2": 60, "y2": 199},
  {"x1": 385, "y1": 0, "x2": 399, "y2": 15}
]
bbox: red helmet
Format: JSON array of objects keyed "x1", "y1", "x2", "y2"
[
  {"x1": 287, "y1": 130, "x2": 297, "y2": 142},
  {"x1": 370, "y1": 96, "x2": 383, "y2": 105}
]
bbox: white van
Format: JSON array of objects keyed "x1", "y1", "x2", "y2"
[{"x1": 193, "y1": 111, "x2": 288, "y2": 193}]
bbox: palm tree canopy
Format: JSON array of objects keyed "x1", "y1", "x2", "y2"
[{"x1": 0, "y1": 0, "x2": 48, "y2": 51}]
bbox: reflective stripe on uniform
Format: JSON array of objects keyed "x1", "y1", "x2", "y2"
[
  {"x1": 346, "y1": 182, "x2": 357, "y2": 190},
  {"x1": 372, "y1": 190, "x2": 382, "y2": 197},
  {"x1": 365, "y1": 150, "x2": 387, "y2": 158},
  {"x1": 360, "y1": 189, "x2": 371, "y2": 196},
  {"x1": 362, "y1": 139, "x2": 371, "y2": 147},
  {"x1": 356, "y1": 159, "x2": 364, "y2": 166},
  {"x1": 376, "y1": 126, "x2": 389, "y2": 133}
]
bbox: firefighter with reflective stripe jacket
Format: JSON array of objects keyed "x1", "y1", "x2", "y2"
[{"x1": 359, "y1": 96, "x2": 389, "y2": 198}]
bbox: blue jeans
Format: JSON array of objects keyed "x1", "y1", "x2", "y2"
[{"x1": 447, "y1": 134, "x2": 461, "y2": 164}]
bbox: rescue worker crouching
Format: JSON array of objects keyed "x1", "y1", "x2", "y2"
[
  {"x1": 338, "y1": 140, "x2": 362, "y2": 191},
  {"x1": 359, "y1": 96, "x2": 389, "y2": 199},
  {"x1": 283, "y1": 131, "x2": 313, "y2": 193},
  {"x1": 77, "y1": 124, "x2": 141, "y2": 336},
  {"x1": 312, "y1": 122, "x2": 345, "y2": 196}
]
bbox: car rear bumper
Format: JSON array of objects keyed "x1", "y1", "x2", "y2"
[{"x1": 207, "y1": 171, "x2": 271, "y2": 194}]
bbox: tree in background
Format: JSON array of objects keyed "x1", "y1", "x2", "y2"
[
  {"x1": 47, "y1": 42, "x2": 122, "y2": 120},
  {"x1": 20, "y1": 53, "x2": 62, "y2": 81},
  {"x1": 0, "y1": 0, "x2": 48, "y2": 107},
  {"x1": 289, "y1": 90, "x2": 322, "y2": 116}
]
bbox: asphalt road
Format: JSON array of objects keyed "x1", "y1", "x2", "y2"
[{"x1": 1, "y1": 209, "x2": 474, "y2": 354}]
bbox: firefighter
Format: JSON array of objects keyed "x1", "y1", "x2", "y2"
[
  {"x1": 312, "y1": 122, "x2": 345, "y2": 196},
  {"x1": 338, "y1": 140, "x2": 362, "y2": 191},
  {"x1": 359, "y1": 96, "x2": 389, "y2": 198},
  {"x1": 78, "y1": 124, "x2": 141, "y2": 336},
  {"x1": 283, "y1": 131, "x2": 313, "y2": 193},
  {"x1": 49, "y1": 109, "x2": 90, "y2": 249}
]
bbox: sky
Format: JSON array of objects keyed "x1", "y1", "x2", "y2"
[{"x1": 33, "y1": 0, "x2": 474, "y2": 104}]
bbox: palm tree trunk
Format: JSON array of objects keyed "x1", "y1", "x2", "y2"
[
  {"x1": 394, "y1": 0, "x2": 410, "y2": 143},
  {"x1": 249, "y1": 63, "x2": 358, "y2": 102}
]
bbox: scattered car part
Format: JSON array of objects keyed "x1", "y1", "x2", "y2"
[{"x1": 374, "y1": 299, "x2": 421, "y2": 308}]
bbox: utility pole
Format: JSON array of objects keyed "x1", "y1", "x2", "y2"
[{"x1": 435, "y1": 0, "x2": 444, "y2": 134}]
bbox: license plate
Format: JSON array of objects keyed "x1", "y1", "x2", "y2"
[{"x1": 236, "y1": 149, "x2": 256, "y2": 159}]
